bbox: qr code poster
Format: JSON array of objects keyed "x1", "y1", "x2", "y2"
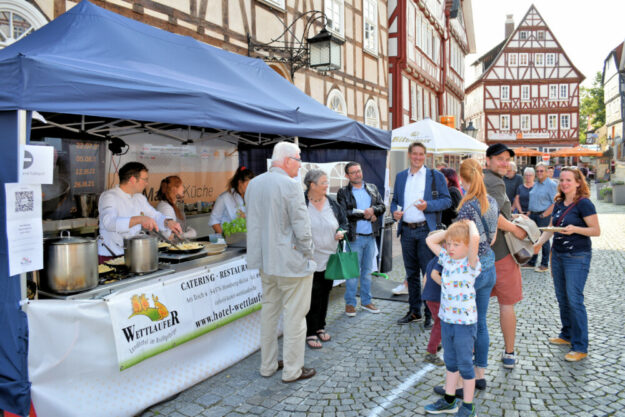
[{"x1": 5, "y1": 183, "x2": 43, "y2": 275}]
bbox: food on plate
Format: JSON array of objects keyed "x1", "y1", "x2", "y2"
[
  {"x1": 105, "y1": 256, "x2": 126, "y2": 266},
  {"x1": 168, "y1": 242, "x2": 204, "y2": 251},
  {"x1": 98, "y1": 264, "x2": 114, "y2": 274},
  {"x1": 158, "y1": 241, "x2": 171, "y2": 249}
]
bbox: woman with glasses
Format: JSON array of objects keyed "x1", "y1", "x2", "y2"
[
  {"x1": 209, "y1": 166, "x2": 255, "y2": 234},
  {"x1": 156, "y1": 175, "x2": 196, "y2": 239},
  {"x1": 533, "y1": 167, "x2": 600, "y2": 362},
  {"x1": 512, "y1": 167, "x2": 535, "y2": 215},
  {"x1": 303, "y1": 169, "x2": 348, "y2": 349}
]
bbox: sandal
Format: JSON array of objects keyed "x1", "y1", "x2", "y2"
[
  {"x1": 316, "y1": 329, "x2": 331, "y2": 342},
  {"x1": 306, "y1": 335, "x2": 322, "y2": 349}
]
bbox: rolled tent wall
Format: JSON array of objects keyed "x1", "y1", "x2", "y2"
[{"x1": 0, "y1": 111, "x2": 31, "y2": 417}]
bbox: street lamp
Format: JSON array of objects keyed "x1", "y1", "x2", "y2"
[
  {"x1": 247, "y1": 11, "x2": 344, "y2": 79},
  {"x1": 463, "y1": 121, "x2": 477, "y2": 139}
]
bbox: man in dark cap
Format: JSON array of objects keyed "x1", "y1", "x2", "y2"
[{"x1": 483, "y1": 143, "x2": 527, "y2": 370}]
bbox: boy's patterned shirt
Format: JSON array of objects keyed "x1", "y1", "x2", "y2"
[{"x1": 438, "y1": 248, "x2": 481, "y2": 325}]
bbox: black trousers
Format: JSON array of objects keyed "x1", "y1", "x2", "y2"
[{"x1": 306, "y1": 270, "x2": 334, "y2": 336}]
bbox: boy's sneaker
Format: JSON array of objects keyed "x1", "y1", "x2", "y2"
[
  {"x1": 535, "y1": 265, "x2": 549, "y2": 272},
  {"x1": 502, "y1": 351, "x2": 516, "y2": 369},
  {"x1": 454, "y1": 404, "x2": 477, "y2": 417},
  {"x1": 424, "y1": 397, "x2": 459, "y2": 414},
  {"x1": 424, "y1": 353, "x2": 444, "y2": 366}
]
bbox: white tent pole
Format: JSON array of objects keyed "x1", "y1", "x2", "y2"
[{"x1": 17, "y1": 109, "x2": 27, "y2": 301}]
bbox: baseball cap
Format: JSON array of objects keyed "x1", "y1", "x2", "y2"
[{"x1": 486, "y1": 143, "x2": 515, "y2": 157}]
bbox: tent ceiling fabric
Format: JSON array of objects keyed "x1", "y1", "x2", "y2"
[
  {"x1": 391, "y1": 118, "x2": 487, "y2": 154},
  {"x1": 0, "y1": 0, "x2": 390, "y2": 149}
]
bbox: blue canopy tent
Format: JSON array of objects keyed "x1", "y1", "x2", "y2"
[{"x1": 0, "y1": 1, "x2": 389, "y2": 414}]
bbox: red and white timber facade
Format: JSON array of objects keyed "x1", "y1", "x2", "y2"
[
  {"x1": 388, "y1": 0, "x2": 475, "y2": 130},
  {"x1": 465, "y1": 5, "x2": 584, "y2": 153}
]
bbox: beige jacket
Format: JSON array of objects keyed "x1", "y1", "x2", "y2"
[
  {"x1": 503, "y1": 215, "x2": 541, "y2": 265},
  {"x1": 245, "y1": 167, "x2": 316, "y2": 277}
]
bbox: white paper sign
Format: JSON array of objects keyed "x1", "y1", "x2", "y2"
[
  {"x1": 107, "y1": 257, "x2": 262, "y2": 370},
  {"x1": 5, "y1": 183, "x2": 43, "y2": 275},
  {"x1": 19, "y1": 144, "x2": 54, "y2": 184}
]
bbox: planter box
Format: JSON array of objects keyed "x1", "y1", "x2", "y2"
[
  {"x1": 605, "y1": 193, "x2": 613, "y2": 203},
  {"x1": 596, "y1": 183, "x2": 607, "y2": 200},
  {"x1": 612, "y1": 184, "x2": 625, "y2": 205}
]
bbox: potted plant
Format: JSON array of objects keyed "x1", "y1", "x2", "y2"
[
  {"x1": 601, "y1": 186, "x2": 613, "y2": 203},
  {"x1": 612, "y1": 180, "x2": 625, "y2": 205},
  {"x1": 596, "y1": 181, "x2": 607, "y2": 200}
]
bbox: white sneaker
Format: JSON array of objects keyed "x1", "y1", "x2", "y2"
[{"x1": 391, "y1": 284, "x2": 408, "y2": 295}]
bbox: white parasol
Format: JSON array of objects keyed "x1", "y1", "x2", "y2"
[{"x1": 391, "y1": 118, "x2": 487, "y2": 154}]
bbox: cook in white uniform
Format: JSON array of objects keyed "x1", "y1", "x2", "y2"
[
  {"x1": 98, "y1": 162, "x2": 182, "y2": 257},
  {"x1": 156, "y1": 175, "x2": 197, "y2": 239},
  {"x1": 209, "y1": 166, "x2": 254, "y2": 234}
]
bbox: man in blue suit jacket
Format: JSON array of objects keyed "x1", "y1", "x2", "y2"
[{"x1": 391, "y1": 142, "x2": 451, "y2": 326}]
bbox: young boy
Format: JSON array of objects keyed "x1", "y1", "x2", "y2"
[
  {"x1": 424, "y1": 220, "x2": 481, "y2": 417},
  {"x1": 422, "y1": 254, "x2": 443, "y2": 366}
]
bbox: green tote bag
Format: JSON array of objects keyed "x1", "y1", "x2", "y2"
[{"x1": 324, "y1": 239, "x2": 360, "y2": 280}]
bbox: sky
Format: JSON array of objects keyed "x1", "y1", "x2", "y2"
[{"x1": 465, "y1": 0, "x2": 625, "y2": 87}]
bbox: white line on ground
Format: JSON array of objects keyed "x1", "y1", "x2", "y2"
[{"x1": 368, "y1": 363, "x2": 436, "y2": 417}]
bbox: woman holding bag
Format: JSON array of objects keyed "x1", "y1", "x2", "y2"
[
  {"x1": 303, "y1": 169, "x2": 349, "y2": 349},
  {"x1": 533, "y1": 167, "x2": 600, "y2": 362}
]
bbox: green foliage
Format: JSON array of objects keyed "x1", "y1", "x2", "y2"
[
  {"x1": 222, "y1": 216, "x2": 246, "y2": 237},
  {"x1": 600, "y1": 186, "x2": 612, "y2": 197},
  {"x1": 611, "y1": 180, "x2": 625, "y2": 186},
  {"x1": 579, "y1": 72, "x2": 606, "y2": 142}
]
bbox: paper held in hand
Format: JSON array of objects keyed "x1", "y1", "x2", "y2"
[{"x1": 539, "y1": 227, "x2": 566, "y2": 232}]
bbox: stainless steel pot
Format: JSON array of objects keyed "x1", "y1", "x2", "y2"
[
  {"x1": 124, "y1": 233, "x2": 158, "y2": 274},
  {"x1": 42, "y1": 231, "x2": 98, "y2": 294}
]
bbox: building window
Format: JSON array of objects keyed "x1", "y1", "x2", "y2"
[
  {"x1": 521, "y1": 114, "x2": 530, "y2": 131},
  {"x1": 519, "y1": 53, "x2": 528, "y2": 66},
  {"x1": 0, "y1": 1, "x2": 47, "y2": 48},
  {"x1": 521, "y1": 85, "x2": 530, "y2": 101},
  {"x1": 364, "y1": 100, "x2": 380, "y2": 128},
  {"x1": 508, "y1": 53, "x2": 517, "y2": 66},
  {"x1": 407, "y1": 1, "x2": 415, "y2": 61},
  {"x1": 410, "y1": 83, "x2": 417, "y2": 120},
  {"x1": 559, "y1": 84, "x2": 568, "y2": 99},
  {"x1": 363, "y1": 0, "x2": 378, "y2": 54},
  {"x1": 560, "y1": 114, "x2": 570, "y2": 129},
  {"x1": 325, "y1": 0, "x2": 344, "y2": 37},
  {"x1": 501, "y1": 85, "x2": 510, "y2": 101},
  {"x1": 416, "y1": 86, "x2": 422, "y2": 120},
  {"x1": 519, "y1": 31, "x2": 528, "y2": 40},
  {"x1": 546, "y1": 53, "x2": 555, "y2": 66},
  {"x1": 549, "y1": 84, "x2": 558, "y2": 100},
  {"x1": 548, "y1": 114, "x2": 558, "y2": 130},
  {"x1": 537, "y1": 30, "x2": 545, "y2": 41},
  {"x1": 500, "y1": 115, "x2": 510, "y2": 130},
  {"x1": 327, "y1": 89, "x2": 347, "y2": 116},
  {"x1": 535, "y1": 53, "x2": 544, "y2": 66}
]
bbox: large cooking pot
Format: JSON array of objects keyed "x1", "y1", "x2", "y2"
[
  {"x1": 42, "y1": 231, "x2": 98, "y2": 294},
  {"x1": 124, "y1": 233, "x2": 158, "y2": 274}
]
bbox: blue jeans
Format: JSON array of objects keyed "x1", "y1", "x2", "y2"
[
  {"x1": 400, "y1": 224, "x2": 434, "y2": 317},
  {"x1": 441, "y1": 321, "x2": 477, "y2": 380},
  {"x1": 529, "y1": 213, "x2": 551, "y2": 267},
  {"x1": 473, "y1": 260, "x2": 496, "y2": 368},
  {"x1": 344, "y1": 235, "x2": 376, "y2": 307},
  {"x1": 551, "y1": 250, "x2": 591, "y2": 353}
]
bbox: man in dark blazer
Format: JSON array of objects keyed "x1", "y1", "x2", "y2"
[{"x1": 391, "y1": 142, "x2": 451, "y2": 327}]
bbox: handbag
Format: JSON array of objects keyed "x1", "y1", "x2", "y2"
[
  {"x1": 324, "y1": 239, "x2": 360, "y2": 280},
  {"x1": 430, "y1": 171, "x2": 446, "y2": 230}
]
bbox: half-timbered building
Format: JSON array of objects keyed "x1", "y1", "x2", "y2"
[
  {"x1": 13, "y1": 0, "x2": 389, "y2": 130},
  {"x1": 602, "y1": 41, "x2": 625, "y2": 165},
  {"x1": 464, "y1": 5, "x2": 584, "y2": 153}
]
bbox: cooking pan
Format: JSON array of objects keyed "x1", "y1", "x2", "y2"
[
  {"x1": 165, "y1": 242, "x2": 205, "y2": 254},
  {"x1": 42, "y1": 178, "x2": 70, "y2": 217}
]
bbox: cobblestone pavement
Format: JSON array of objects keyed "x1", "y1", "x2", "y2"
[{"x1": 141, "y1": 186, "x2": 625, "y2": 417}]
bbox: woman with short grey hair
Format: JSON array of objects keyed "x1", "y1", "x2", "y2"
[
  {"x1": 512, "y1": 167, "x2": 535, "y2": 215},
  {"x1": 303, "y1": 169, "x2": 349, "y2": 349}
]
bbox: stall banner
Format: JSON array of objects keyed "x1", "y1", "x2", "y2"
[{"x1": 107, "y1": 257, "x2": 261, "y2": 370}]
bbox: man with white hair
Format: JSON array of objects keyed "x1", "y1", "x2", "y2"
[
  {"x1": 503, "y1": 161, "x2": 523, "y2": 207},
  {"x1": 245, "y1": 141, "x2": 317, "y2": 383}
]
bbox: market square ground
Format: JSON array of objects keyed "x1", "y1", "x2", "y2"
[{"x1": 141, "y1": 187, "x2": 625, "y2": 417}]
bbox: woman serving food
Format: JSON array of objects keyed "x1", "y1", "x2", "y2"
[
  {"x1": 156, "y1": 176, "x2": 197, "y2": 239},
  {"x1": 209, "y1": 167, "x2": 254, "y2": 234}
]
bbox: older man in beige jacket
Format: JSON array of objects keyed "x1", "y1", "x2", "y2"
[{"x1": 245, "y1": 141, "x2": 317, "y2": 383}]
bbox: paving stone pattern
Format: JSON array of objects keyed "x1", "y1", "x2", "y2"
[{"x1": 141, "y1": 186, "x2": 625, "y2": 417}]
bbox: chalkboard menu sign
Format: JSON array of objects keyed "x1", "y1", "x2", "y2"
[{"x1": 69, "y1": 141, "x2": 105, "y2": 194}]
